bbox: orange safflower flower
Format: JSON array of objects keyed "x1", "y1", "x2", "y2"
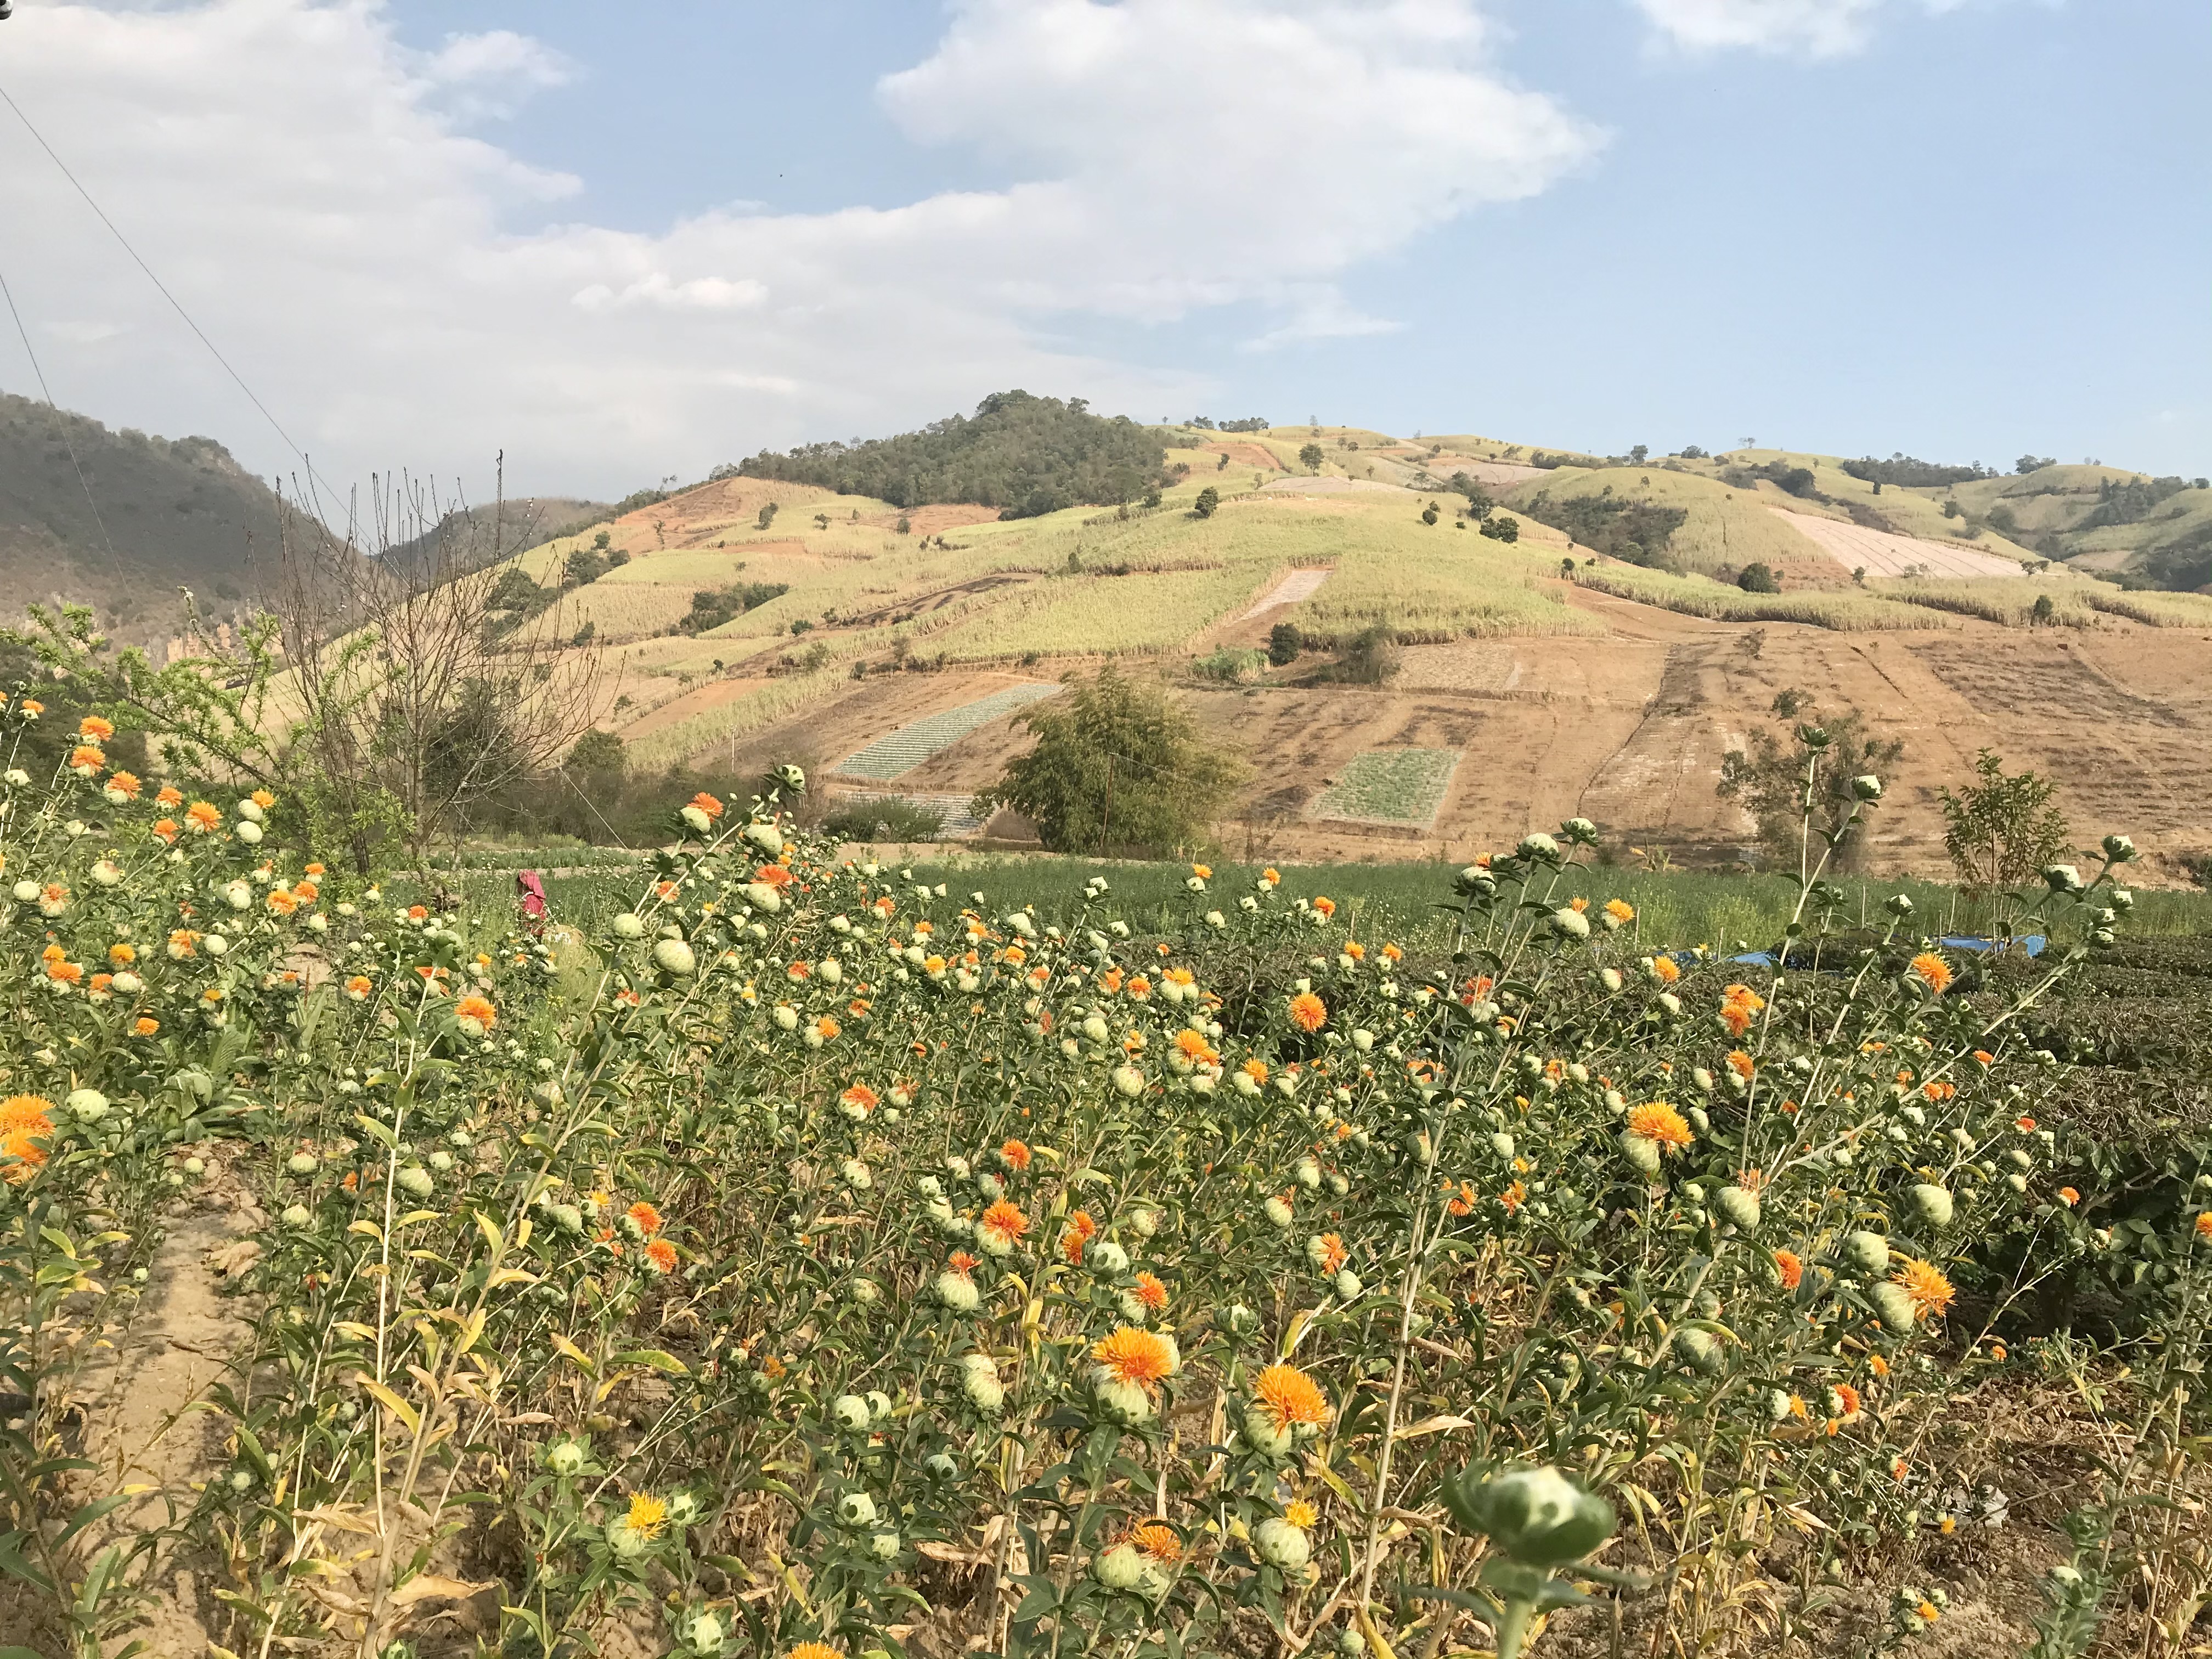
[
  {"x1": 1288, "y1": 991, "x2": 1327, "y2": 1033},
  {"x1": 304, "y1": 862, "x2": 324, "y2": 876},
  {"x1": 1063, "y1": 1209, "x2": 1098, "y2": 1264},
  {"x1": 689, "y1": 791, "x2": 725, "y2": 820},
  {"x1": 1344, "y1": 940, "x2": 1365, "y2": 961},
  {"x1": 1626, "y1": 1102, "x2": 1694, "y2": 1150},
  {"x1": 2057, "y1": 1186, "x2": 2079, "y2": 1207},
  {"x1": 2015, "y1": 1116, "x2": 2036, "y2": 1133},
  {"x1": 1604, "y1": 899, "x2": 1635, "y2": 924},
  {"x1": 345, "y1": 975, "x2": 372, "y2": 999},
  {"x1": 1, "y1": 1095, "x2": 57, "y2": 1183},
  {"x1": 294, "y1": 881, "x2": 319, "y2": 903},
  {"x1": 1126, "y1": 1521, "x2": 1182, "y2": 1563},
  {"x1": 840, "y1": 1083, "x2": 879, "y2": 1115},
  {"x1": 1774, "y1": 1249, "x2": 1803, "y2": 1289},
  {"x1": 183, "y1": 800, "x2": 221, "y2": 833},
  {"x1": 1653, "y1": 955, "x2": 1681, "y2": 984},
  {"x1": 155, "y1": 785, "x2": 182, "y2": 808},
  {"x1": 1891, "y1": 1257, "x2": 1956, "y2": 1319},
  {"x1": 1869, "y1": 1354, "x2": 1891, "y2": 1378},
  {"x1": 947, "y1": 1250, "x2": 980, "y2": 1277},
  {"x1": 755, "y1": 862, "x2": 794, "y2": 888},
  {"x1": 644, "y1": 1239, "x2": 679, "y2": 1273},
  {"x1": 108, "y1": 942, "x2": 136, "y2": 965},
  {"x1": 1091, "y1": 1325, "x2": 1176, "y2": 1390},
  {"x1": 152, "y1": 819, "x2": 179, "y2": 844},
  {"x1": 1312, "y1": 896, "x2": 1336, "y2": 918},
  {"x1": 1000, "y1": 1138, "x2": 1032, "y2": 1172},
  {"x1": 785, "y1": 1643, "x2": 844, "y2": 1659},
  {"x1": 978, "y1": 1199, "x2": 1029, "y2": 1249},
  {"x1": 251, "y1": 789, "x2": 275, "y2": 810},
  {"x1": 78, "y1": 714, "x2": 115, "y2": 741},
  {"x1": 266, "y1": 888, "x2": 298, "y2": 916},
  {"x1": 1252, "y1": 1362, "x2": 1329, "y2": 1433},
  {"x1": 1134, "y1": 1270, "x2": 1168, "y2": 1311},
  {"x1": 70, "y1": 744, "x2": 106, "y2": 772},
  {"x1": 453, "y1": 993, "x2": 496, "y2": 1031},
  {"x1": 106, "y1": 770, "x2": 142, "y2": 798},
  {"x1": 814, "y1": 1015, "x2": 841, "y2": 1040},
  {"x1": 1500, "y1": 1180, "x2": 1527, "y2": 1215},
  {"x1": 134, "y1": 1017, "x2": 160, "y2": 1036},
  {"x1": 46, "y1": 958, "x2": 83, "y2": 985},
  {"x1": 1719, "y1": 1003, "x2": 1753, "y2": 1037},
  {"x1": 1833, "y1": 1383, "x2": 1863, "y2": 1417},
  {"x1": 627, "y1": 1201, "x2": 664, "y2": 1235},
  {"x1": 1910, "y1": 952, "x2": 1953, "y2": 995},
  {"x1": 1241, "y1": 1058, "x2": 1269, "y2": 1084},
  {"x1": 1725, "y1": 1050, "x2": 1756, "y2": 1081},
  {"x1": 2193, "y1": 1212, "x2": 2212, "y2": 1242}
]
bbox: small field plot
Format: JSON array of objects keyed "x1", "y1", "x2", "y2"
[
  {"x1": 1240, "y1": 569, "x2": 1330, "y2": 618},
  {"x1": 1308, "y1": 748, "x2": 1461, "y2": 827},
  {"x1": 834, "y1": 682, "x2": 1062, "y2": 781},
  {"x1": 1776, "y1": 510, "x2": 2027, "y2": 579}
]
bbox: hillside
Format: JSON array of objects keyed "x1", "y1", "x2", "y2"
[
  {"x1": 448, "y1": 415, "x2": 2212, "y2": 888},
  {"x1": 734, "y1": 389, "x2": 1169, "y2": 518},
  {"x1": 12, "y1": 389, "x2": 2212, "y2": 883},
  {"x1": 0, "y1": 390, "x2": 285, "y2": 647}
]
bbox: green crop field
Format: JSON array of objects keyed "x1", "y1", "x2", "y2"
[{"x1": 1309, "y1": 748, "x2": 1462, "y2": 825}]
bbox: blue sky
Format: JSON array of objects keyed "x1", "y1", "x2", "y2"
[{"x1": 2, "y1": 0, "x2": 2204, "y2": 495}]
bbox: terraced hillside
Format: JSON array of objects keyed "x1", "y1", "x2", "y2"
[{"x1": 447, "y1": 419, "x2": 2212, "y2": 885}]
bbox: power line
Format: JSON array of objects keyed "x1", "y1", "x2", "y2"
[
  {"x1": 0, "y1": 75, "x2": 338, "y2": 522},
  {"x1": 0, "y1": 254, "x2": 129, "y2": 586}
]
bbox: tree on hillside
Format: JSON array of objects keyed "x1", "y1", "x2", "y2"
[
  {"x1": 1299, "y1": 443, "x2": 1324, "y2": 473},
  {"x1": 1267, "y1": 622, "x2": 1302, "y2": 666},
  {"x1": 737, "y1": 391, "x2": 1167, "y2": 520},
  {"x1": 1737, "y1": 563, "x2": 1781, "y2": 594},
  {"x1": 1718, "y1": 693, "x2": 1903, "y2": 873},
  {"x1": 1192, "y1": 486, "x2": 1221, "y2": 519},
  {"x1": 1938, "y1": 750, "x2": 2069, "y2": 897},
  {"x1": 973, "y1": 666, "x2": 1245, "y2": 856}
]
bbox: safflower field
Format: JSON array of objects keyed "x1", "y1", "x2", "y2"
[{"x1": 3, "y1": 694, "x2": 2210, "y2": 1659}]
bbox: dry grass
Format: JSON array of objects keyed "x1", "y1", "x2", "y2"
[
  {"x1": 1577, "y1": 562, "x2": 1957, "y2": 630},
  {"x1": 1871, "y1": 579, "x2": 2101, "y2": 628},
  {"x1": 2080, "y1": 586, "x2": 2212, "y2": 627}
]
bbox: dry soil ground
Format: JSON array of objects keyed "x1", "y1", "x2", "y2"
[{"x1": 725, "y1": 581, "x2": 2212, "y2": 883}]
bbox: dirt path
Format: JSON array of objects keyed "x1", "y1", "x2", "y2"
[{"x1": 74, "y1": 1189, "x2": 263, "y2": 1656}]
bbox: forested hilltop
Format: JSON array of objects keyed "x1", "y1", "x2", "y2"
[{"x1": 733, "y1": 390, "x2": 1169, "y2": 518}]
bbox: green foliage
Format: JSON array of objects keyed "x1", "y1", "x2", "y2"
[
  {"x1": 566, "y1": 726, "x2": 627, "y2": 782},
  {"x1": 821, "y1": 797, "x2": 946, "y2": 843},
  {"x1": 1191, "y1": 486, "x2": 1221, "y2": 520},
  {"x1": 737, "y1": 391, "x2": 1166, "y2": 519},
  {"x1": 1299, "y1": 443, "x2": 1324, "y2": 472},
  {"x1": 1841, "y1": 454, "x2": 1996, "y2": 488},
  {"x1": 1736, "y1": 562, "x2": 1781, "y2": 594},
  {"x1": 2079, "y1": 473, "x2": 2193, "y2": 532},
  {"x1": 973, "y1": 665, "x2": 1244, "y2": 855},
  {"x1": 1321, "y1": 622, "x2": 1401, "y2": 686},
  {"x1": 682, "y1": 582, "x2": 789, "y2": 633},
  {"x1": 1718, "y1": 694, "x2": 1904, "y2": 872},
  {"x1": 1192, "y1": 647, "x2": 1266, "y2": 683},
  {"x1": 757, "y1": 501, "x2": 779, "y2": 531},
  {"x1": 1267, "y1": 622, "x2": 1303, "y2": 666},
  {"x1": 1521, "y1": 488, "x2": 1691, "y2": 564},
  {"x1": 1939, "y1": 750, "x2": 2069, "y2": 897},
  {"x1": 1479, "y1": 514, "x2": 1520, "y2": 544}
]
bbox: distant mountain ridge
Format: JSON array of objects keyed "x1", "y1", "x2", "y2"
[{"x1": 0, "y1": 389, "x2": 286, "y2": 646}]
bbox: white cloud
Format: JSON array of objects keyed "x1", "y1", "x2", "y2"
[
  {"x1": 0, "y1": 0, "x2": 1597, "y2": 498},
  {"x1": 1630, "y1": 0, "x2": 2003, "y2": 56}
]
